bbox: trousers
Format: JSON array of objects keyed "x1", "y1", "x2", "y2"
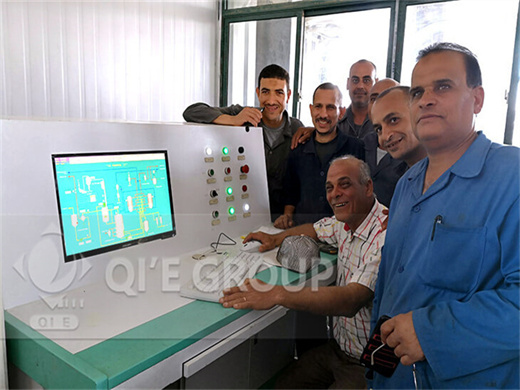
[{"x1": 275, "y1": 339, "x2": 367, "y2": 389}]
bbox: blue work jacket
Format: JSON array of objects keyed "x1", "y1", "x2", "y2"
[{"x1": 372, "y1": 132, "x2": 520, "y2": 388}]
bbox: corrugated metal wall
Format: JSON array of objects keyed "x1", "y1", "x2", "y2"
[{"x1": 0, "y1": 0, "x2": 219, "y2": 122}]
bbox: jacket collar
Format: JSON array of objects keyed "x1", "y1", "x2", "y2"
[
  {"x1": 301, "y1": 128, "x2": 349, "y2": 154},
  {"x1": 339, "y1": 105, "x2": 370, "y2": 127},
  {"x1": 406, "y1": 131, "x2": 490, "y2": 199}
]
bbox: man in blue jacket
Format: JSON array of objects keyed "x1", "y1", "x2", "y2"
[{"x1": 371, "y1": 42, "x2": 519, "y2": 388}]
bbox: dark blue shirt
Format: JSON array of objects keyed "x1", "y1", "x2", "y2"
[{"x1": 282, "y1": 130, "x2": 365, "y2": 226}]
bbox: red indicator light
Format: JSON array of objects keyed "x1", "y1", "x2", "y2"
[{"x1": 241, "y1": 165, "x2": 250, "y2": 174}]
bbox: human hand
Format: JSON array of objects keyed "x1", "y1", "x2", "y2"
[
  {"x1": 291, "y1": 127, "x2": 314, "y2": 149},
  {"x1": 382, "y1": 208, "x2": 389, "y2": 231},
  {"x1": 381, "y1": 312, "x2": 425, "y2": 366},
  {"x1": 220, "y1": 279, "x2": 280, "y2": 310},
  {"x1": 234, "y1": 107, "x2": 263, "y2": 127},
  {"x1": 273, "y1": 214, "x2": 294, "y2": 229},
  {"x1": 243, "y1": 231, "x2": 279, "y2": 252}
]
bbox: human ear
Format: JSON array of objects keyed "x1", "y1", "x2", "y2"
[{"x1": 473, "y1": 86, "x2": 485, "y2": 115}]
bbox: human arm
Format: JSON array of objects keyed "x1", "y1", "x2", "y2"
[
  {"x1": 212, "y1": 107, "x2": 263, "y2": 127},
  {"x1": 220, "y1": 279, "x2": 373, "y2": 317},
  {"x1": 377, "y1": 192, "x2": 520, "y2": 381},
  {"x1": 242, "y1": 223, "x2": 317, "y2": 252},
  {"x1": 411, "y1": 197, "x2": 520, "y2": 380},
  {"x1": 183, "y1": 103, "x2": 262, "y2": 126},
  {"x1": 273, "y1": 149, "x2": 300, "y2": 230},
  {"x1": 273, "y1": 206, "x2": 295, "y2": 229},
  {"x1": 382, "y1": 208, "x2": 389, "y2": 231},
  {"x1": 290, "y1": 127, "x2": 314, "y2": 149},
  {"x1": 233, "y1": 213, "x2": 385, "y2": 313}
]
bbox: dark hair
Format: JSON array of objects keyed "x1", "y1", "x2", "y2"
[
  {"x1": 377, "y1": 85, "x2": 411, "y2": 101},
  {"x1": 258, "y1": 64, "x2": 290, "y2": 88},
  {"x1": 312, "y1": 82, "x2": 343, "y2": 105},
  {"x1": 417, "y1": 42, "x2": 482, "y2": 88}
]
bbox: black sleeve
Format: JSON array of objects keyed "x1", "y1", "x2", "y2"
[{"x1": 182, "y1": 103, "x2": 244, "y2": 124}]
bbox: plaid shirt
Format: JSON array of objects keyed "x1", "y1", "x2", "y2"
[{"x1": 313, "y1": 200, "x2": 387, "y2": 359}]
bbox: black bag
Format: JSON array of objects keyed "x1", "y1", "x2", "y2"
[{"x1": 360, "y1": 315, "x2": 400, "y2": 377}]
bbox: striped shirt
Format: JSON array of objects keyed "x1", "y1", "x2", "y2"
[{"x1": 313, "y1": 199, "x2": 387, "y2": 359}]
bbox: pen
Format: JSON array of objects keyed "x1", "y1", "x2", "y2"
[{"x1": 430, "y1": 215, "x2": 443, "y2": 240}]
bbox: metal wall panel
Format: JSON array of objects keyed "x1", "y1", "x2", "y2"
[{"x1": 0, "y1": 1, "x2": 219, "y2": 122}]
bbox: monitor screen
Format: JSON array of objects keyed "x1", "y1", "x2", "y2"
[{"x1": 52, "y1": 150, "x2": 176, "y2": 262}]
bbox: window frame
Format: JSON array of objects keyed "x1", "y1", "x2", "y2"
[{"x1": 220, "y1": 0, "x2": 520, "y2": 144}]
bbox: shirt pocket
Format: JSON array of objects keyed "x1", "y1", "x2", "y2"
[{"x1": 419, "y1": 224, "x2": 486, "y2": 293}]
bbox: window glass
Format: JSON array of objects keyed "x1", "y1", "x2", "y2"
[
  {"x1": 228, "y1": 0, "x2": 302, "y2": 10},
  {"x1": 299, "y1": 8, "x2": 390, "y2": 127},
  {"x1": 228, "y1": 18, "x2": 297, "y2": 110},
  {"x1": 401, "y1": 0, "x2": 519, "y2": 144}
]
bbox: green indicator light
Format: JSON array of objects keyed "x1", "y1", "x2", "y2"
[
  {"x1": 222, "y1": 147, "x2": 229, "y2": 155},
  {"x1": 228, "y1": 207, "x2": 235, "y2": 215},
  {"x1": 226, "y1": 187, "x2": 233, "y2": 195}
]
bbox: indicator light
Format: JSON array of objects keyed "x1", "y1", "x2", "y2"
[
  {"x1": 207, "y1": 169, "x2": 215, "y2": 177},
  {"x1": 242, "y1": 185, "x2": 248, "y2": 192},
  {"x1": 222, "y1": 147, "x2": 229, "y2": 155},
  {"x1": 228, "y1": 207, "x2": 235, "y2": 215},
  {"x1": 210, "y1": 190, "x2": 218, "y2": 198},
  {"x1": 240, "y1": 164, "x2": 250, "y2": 174},
  {"x1": 212, "y1": 211, "x2": 219, "y2": 218},
  {"x1": 226, "y1": 187, "x2": 233, "y2": 195},
  {"x1": 238, "y1": 146, "x2": 245, "y2": 154},
  {"x1": 243, "y1": 203, "x2": 250, "y2": 212},
  {"x1": 205, "y1": 147, "x2": 213, "y2": 156},
  {"x1": 224, "y1": 167, "x2": 231, "y2": 175}
]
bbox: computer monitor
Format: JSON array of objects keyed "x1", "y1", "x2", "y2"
[{"x1": 52, "y1": 150, "x2": 176, "y2": 262}]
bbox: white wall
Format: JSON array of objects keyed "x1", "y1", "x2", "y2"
[
  {"x1": 0, "y1": 0, "x2": 220, "y2": 122},
  {"x1": 0, "y1": 1, "x2": 220, "y2": 385}
]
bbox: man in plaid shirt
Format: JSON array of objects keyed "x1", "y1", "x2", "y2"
[{"x1": 221, "y1": 155, "x2": 387, "y2": 389}]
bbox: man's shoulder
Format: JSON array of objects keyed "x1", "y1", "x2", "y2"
[
  {"x1": 369, "y1": 201, "x2": 388, "y2": 231},
  {"x1": 488, "y1": 141, "x2": 520, "y2": 165},
  {"x1": 286, "y1": 114, "x2": 304, "y2": 133},
  {"x1": 339, "y1": 131, "x2": 364, "y2": 147},
  {"x1": 483, "y1": 143, "x2": 520, "y2": 189},
  {"x1": 337, "y1": 106, "x2": 353, "y2": 126},
  {"x1": 314, "y1": 215, "x2": 342, "y2": 231},
  {"x1": 455, "y1": 133, "x2": 519, "y2": 181}
]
